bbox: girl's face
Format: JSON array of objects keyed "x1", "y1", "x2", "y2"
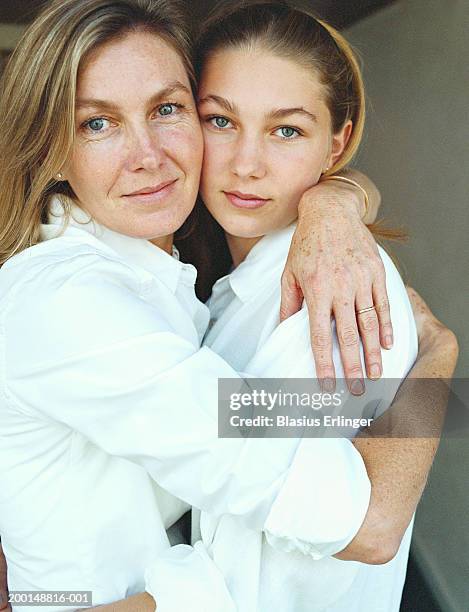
[
  {"x1": 63, "y1": 31, "x2": 203, "y2": 249},
  {"x1": 198, "y1": 47, "x2": 352, "y2": 239}
]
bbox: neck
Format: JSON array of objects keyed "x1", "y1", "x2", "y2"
[
  {"x1": 226, "y1": 233, "x2": 263, "y2": 268},
  {"x1": 149, "y1": 233, "x2": 174, "y2": 255}
]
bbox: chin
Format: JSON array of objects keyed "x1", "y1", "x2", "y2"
[
  {"x1": 128, "y1": 207, "x2": 191, "y2": 239},
  {"x1": 222, "y1": 215, "x2": 268, "y2": 239}
]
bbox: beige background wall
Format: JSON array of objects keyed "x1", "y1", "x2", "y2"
[
  {"x1": 347, "y1": 1, "x2": 469, "y2": 609},
  {"x1": 0, "y1": 23, "x2": 23, "y2": 50}
]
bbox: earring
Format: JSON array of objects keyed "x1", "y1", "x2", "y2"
[{"x1": 56, "y1": 172, "x2": 63, "y2": 181}]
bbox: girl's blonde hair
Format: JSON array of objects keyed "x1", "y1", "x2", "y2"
[
  {"x1": 0, "y1": 0, "x2": 193, "y2": 268},
  {"x1": 178, "y1": 0, "x2": 405, "y2": 299},
  {"x1": 195, "y1": 0, "x2": 366, "y2": 175}
]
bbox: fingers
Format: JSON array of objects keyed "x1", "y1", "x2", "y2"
[
  {"x1": 0, "y1": 594, "x2": 8, "y2": 612},
  {"x1": 356, "y1": 292, "x2": 382, "y2": 380},
  {"x1": 333, "y1": 301, "x2": 365, "y2": 395},
  {"x1": 0, "y1": 543, "x2": 9, "y2": 611},
  {"x1": 279, "y1": 269, "x2": 304, "y2": 322},
  {"x1": 372, "y1": 267, "x2": 393, "y2": 349},
  {"x1": 306, "y1": 301, "x2": 335, "y2": 393}
]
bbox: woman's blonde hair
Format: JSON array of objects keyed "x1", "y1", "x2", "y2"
[{"x1": 0, "y1": 0, "x2": 193, "y2": 268}]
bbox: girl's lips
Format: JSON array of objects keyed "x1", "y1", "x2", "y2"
[{"x1": 224, "y1": 191, "x2": 270, "y2": 210}]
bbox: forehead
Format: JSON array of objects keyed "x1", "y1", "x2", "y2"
[
  {"x1": 198, "y1": 47, "x2": 328, "y2": 116},
  {"x1": 77, "y1": 31, "x2": 190, "y2": 101}
]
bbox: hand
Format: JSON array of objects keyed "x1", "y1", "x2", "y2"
[
  {"x1": 280, "y1": 180, "x2": 393, "y2": 393},
  {"x1": 0, "y1": 543, "x2": 10, "y2": 612},
  {"x1": 83, "y1": 592, "x2": 156, "y2": 611}
]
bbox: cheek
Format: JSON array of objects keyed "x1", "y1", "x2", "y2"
[
  {"x1": 200, "y1": 133, "x2": 232, "y2": 192},
  {"x1": 161, "y1": 122, "x2": 203, "y2": 181},
  {"x1": 67, "y1": 142, "x2": 121, "y2": 198},
  {"x1": 270, "y1": 145, "x2": 325, "y2": 201}
]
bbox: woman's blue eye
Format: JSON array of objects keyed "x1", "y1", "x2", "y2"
[
  {"x1": 277, "y1": 126, "x2": 299, "y2": 139},
  {"x1": 159, "y1": 104, "x2": 176, "y2": 116},
  {"x1": 86, "y1": 118, "x2": 108, "y2": 132},
  {"x1": 210, "y1": 116, "x2": 231, "y2": 129}
]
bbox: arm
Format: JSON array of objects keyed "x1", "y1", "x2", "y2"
[
  {"x1": 90, "y1": 593, "x2": 155, "y2": 611},
  {"x1": 48, "y1": 287, "x2": 456, "y2": 612},
  {"x1": 334, "y1": 287, "x2": 458, "y2": 564},
  {"x1": 280, "y1": 170, "x2": 391, "y2": 391},
  {"x1": 0, "y1": 543, "x2": 10, "y2": 612},
  {"x1": 5, "y1": 255, "x2": 369, "y2": 559},
  {"x1": 336, "y1": 168, "x2": 381, "y2": 224}
]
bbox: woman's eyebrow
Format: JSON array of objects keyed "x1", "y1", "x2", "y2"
[
  {"x1": 76, "y1": 81, "x2": 191, "y2": 111},
  {"x1": 197, "y1": 94, "x2": 238, "y2": 114},
  {"x1": 268, "y1": 107, "x2": 318, "y2": 123}
]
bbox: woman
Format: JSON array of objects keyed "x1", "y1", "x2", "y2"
[{"x1": 0, "y1": 0, "x2": 396, "y2": 610}]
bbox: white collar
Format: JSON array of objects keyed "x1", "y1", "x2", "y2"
[
  {"x1": 223, "y1": 224, "x2": 296, "y2": 303},
  {"x1": 40, "y1": 195, "x2": 195, "y2": 294}
]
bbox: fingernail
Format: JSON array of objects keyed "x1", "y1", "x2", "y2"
[
  {"x1": 322, "y1": 378, "x2": 335, "y2": 393},
  {"x1": 351, "y1": 379, "x2": 365, "y2": 396},
  {"x1": 370, "y1": 364, "x2": 381, "y2": 379},
  {"x1": 385, "y1": 335, "x2": 393, "y2": 348}
]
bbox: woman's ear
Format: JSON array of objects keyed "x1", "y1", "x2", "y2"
[{"x1": 327, "y1": 120, "x2": 353, "y2": 169}]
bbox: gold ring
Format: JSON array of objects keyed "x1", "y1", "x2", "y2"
[{"x1": 356, "y1": 305, "x2": 376, "y2": 315}]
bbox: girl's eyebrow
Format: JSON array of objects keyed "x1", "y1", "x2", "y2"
[
  {"x1": 198, "y1": 95, "x2": 317, "y2": 124},
  {"x1": 198, "y1": 94, "x2": 238, "y2": 114},
  {"x1": 268, "y1": 107, "x2": 317, "y2": 123}
]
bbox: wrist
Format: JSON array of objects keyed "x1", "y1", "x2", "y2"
[
  {"x1": 321, "y1": 176, "x2": 367, "y2": 219},
  {"x1": 298, "y1": 181, "x2": 363, "y2": 219}
]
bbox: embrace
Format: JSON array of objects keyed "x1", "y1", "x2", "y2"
[{"x1": 0, "y1": 1, "x2": 458, "y2": 611}]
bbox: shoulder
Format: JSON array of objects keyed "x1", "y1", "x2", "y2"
[
  {"x1": 0, "y1": 237, "x2": 158, "y2": 357},
  {"x1": 249, "y1": 243, "x2": 417, "y2": 378},
  {"x1": 1, "y1": 235, "x2": 143, "y2": 299}
]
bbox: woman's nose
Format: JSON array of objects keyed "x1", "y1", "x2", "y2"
[
  {"x1": 230, "y1": 135, "x2": 266, "y2": 180},
  {"x1": 126, "y1": 125, "x2": 163, "y2": 173}
]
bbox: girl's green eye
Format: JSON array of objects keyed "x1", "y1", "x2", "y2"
[
  {"x1": 211, "y1": 116, "x2": 231, "y2": 129},
  {"x1": 279, "y1": 126, "x2": 298, "y2": 138},
  {"x1": 159, "y1": 104, "x2": 175, "y2": 116}
]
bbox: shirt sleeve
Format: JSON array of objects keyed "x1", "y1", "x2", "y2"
[{"x1": 3, "y1": 252, "x2": 370, "y2": 558}]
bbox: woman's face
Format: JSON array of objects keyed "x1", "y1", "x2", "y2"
[
  {"x1": 198, "y1": 47, "x2": 351, "y2": 239},
  {"x1": 63, "y1": 31, "x2": 203, "y2": 247}
]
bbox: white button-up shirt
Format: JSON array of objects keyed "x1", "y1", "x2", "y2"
[
  {"x1": 0, "y1": 198, "x2": 370, "y2": 611},
  {"x1": 202, "y1": 224, "x2": 418, "y2": 612}
]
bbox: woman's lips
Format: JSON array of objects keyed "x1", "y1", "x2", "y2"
[
  {"x1": 223, "y1": 191, "x2": 270, "y2": 210},
  {"x1": 123, "y1": 179, "x2": 178, "y2": 204}
]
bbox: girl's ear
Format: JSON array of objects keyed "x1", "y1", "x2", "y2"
[{"x1": 327, "y1": 119, "x2": 353, "y2": 169}]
